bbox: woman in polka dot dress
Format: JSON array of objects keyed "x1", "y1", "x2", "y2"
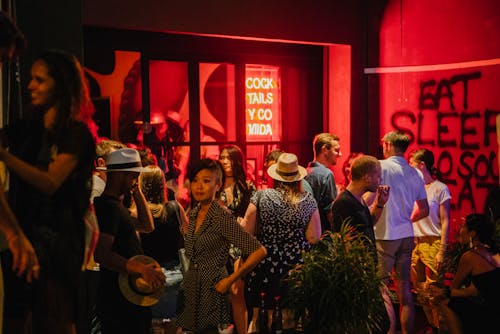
[{"x1": 241, "y1": 153, "x2": 321, "y2": 332}]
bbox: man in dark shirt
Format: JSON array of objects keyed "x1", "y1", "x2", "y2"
[
  {"x1": 94, "y1": 148, "x2": 165, "y2": 334},
  {"x1": 332, "y1": 155, "x2": 391, "y2": 334},
  {"x1": 332, "y1": 155, "x2": 389, "y2": 263}
]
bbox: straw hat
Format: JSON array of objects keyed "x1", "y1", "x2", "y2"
[
  {"x1": 118, "y1": 255, "x2": 165, "y2": 306},
  {"x1": 104, "y1": 148, "x2": 147, "y2": 173},
  {"x1": 267, "y1": 153, "x2": 307, "y2": 182}
]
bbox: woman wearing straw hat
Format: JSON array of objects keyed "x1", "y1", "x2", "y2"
[{"x1": 241, "y1": 152, "x2": 321, "y2": 333}]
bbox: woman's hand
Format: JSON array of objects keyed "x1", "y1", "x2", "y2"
[
  {"x1": 428, "y1": 284, "x2": 450, "y2": 305},
  {"x1": 8, "y1": 232, "x2": 40, "y2": 282}
]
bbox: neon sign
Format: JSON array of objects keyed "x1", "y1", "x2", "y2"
[{"x1": 245, "y1": 65, "x2": 281, "y2": 141}]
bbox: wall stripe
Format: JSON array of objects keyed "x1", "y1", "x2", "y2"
[{"x1": 364, "y1": 58, "x2": 500, "y2": 74}]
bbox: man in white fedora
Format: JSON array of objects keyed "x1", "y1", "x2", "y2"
[{"x1": 94, "y1": 148, "x2": 165, "y2": 334}]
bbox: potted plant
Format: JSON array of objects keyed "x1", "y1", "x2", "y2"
[{"x1": 285, "y1": 223, "x2": 387, "y2": 334}]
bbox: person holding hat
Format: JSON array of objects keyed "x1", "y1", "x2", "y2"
[
  {"x1": 241, "y1": 152, "x2": 321, "y2": 333},
  {"x1": 94, "y1": 148, "x2": 166, "y2": 334}
]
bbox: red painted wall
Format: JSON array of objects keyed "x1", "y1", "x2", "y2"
[{"x1": 375, "y1": 0, "x2": 500, "y2": 237}]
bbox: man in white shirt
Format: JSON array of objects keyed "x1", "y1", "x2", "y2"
[{"x1": 365, "y1": 131, "x2": 429, "y2": 334}]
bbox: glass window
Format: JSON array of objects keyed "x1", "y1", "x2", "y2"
[{"x1": 199, "y1": 62, "x2": 236, "y2": 145}]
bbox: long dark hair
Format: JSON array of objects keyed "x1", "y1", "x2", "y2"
[
  {"x1": 409, "y1": 148, "x2": 441, "y2": 180},
  {"x1": 220, "y1": 144, "x2": 252, "y2": 217},
  {"x1": 465, "y1": 213, "x2": 498, "y2": 253},
  {"x1": 35, "y1": 50, "x2": 95, "y2": 141}
]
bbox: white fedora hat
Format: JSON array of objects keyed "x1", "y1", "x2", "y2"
[
  {"x1": 118, "y1": 255, "x2": 165, "y2": 306},
  {"x1": 267, "y1": 152, "x2": 307, "y2": 183},
  {"x1": 104, "y1": 148, "x2": 147, "y2": 173}
]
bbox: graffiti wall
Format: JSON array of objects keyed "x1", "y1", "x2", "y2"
[
  {"x1": 379, "y1": 68, "x2": 499, "y2": 232},
  {"x1": 375, "y1": 0, "x2": 500, "y2": 237}
]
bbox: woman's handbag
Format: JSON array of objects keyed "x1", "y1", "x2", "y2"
[{"x1": 178, "y1": 247, "x2": 189, "y2": 275}]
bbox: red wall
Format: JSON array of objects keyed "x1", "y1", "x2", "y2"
[{"x1": 374, "y1": 0, "x2": 500, "y2": 237}]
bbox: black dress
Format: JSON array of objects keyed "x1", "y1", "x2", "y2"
[{"x1": 448, "y1": 267, "x2": 500, "y2": 333}]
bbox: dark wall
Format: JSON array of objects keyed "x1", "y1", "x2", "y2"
[
  {"x1": 82, "y1": 0, "x2": 365, "y2": 45},
  {"x1": 82, "y1": 0, "x2": 369, "y2": 151},
  {"x1": 14, "y1": 0, "x2": 83, "y2": 118},
  {"x1": 14, "y1": 0, "x2": 372, "y2": 152}
]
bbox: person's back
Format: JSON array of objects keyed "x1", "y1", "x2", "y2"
[
  {"x1": 137, "y1": 165, "x2": 186, "y2": 320},
  {"x1": 368, "y1": 131, "x2": 428, "y2": 334},
  {"x1": 244, "y1": 153, "x2": 320, "y2": 332},
  {"x1": 257, "y1": 188, "x2": 316, "y2": 250},
  {"x1": 376, "y1": 155, "x2": 425, "y2": 239},
  {"x1": 140, "y1": 200, "x2": 183, "y2": 263}
]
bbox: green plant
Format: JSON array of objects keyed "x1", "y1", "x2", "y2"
[
  {"x1": 493, "y1": 220, "x2": 500, "y2": 252},
  {"x1": 440, "y1": 241, "x2": 468, "y2": 280},
  {"x1": 285, "y1": 223, "x2": 387, "y2": 334}
]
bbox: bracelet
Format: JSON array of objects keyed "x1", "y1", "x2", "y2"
[{"x1": 376, "y1": 204, "x2": 385, "y2": 209}]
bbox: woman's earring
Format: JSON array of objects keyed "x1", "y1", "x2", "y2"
[{"x1": 469, "y1": 236, "x2": 473, "y2": 249}]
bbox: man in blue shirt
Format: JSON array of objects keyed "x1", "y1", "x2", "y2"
[{"x1": 305, "y1": 133, "x2": 342, "y2": 232}]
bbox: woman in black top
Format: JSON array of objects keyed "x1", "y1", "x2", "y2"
[
  {"x1": 138, "y1": 165, "x2": 189, "y2": 319},
  {"x1": 0, "y1": 50, "x2": 96, "y2": 333}
]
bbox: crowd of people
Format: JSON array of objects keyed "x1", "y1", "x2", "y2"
[{"x1": 1, "y1": 10, "x2": 499, "y2": 334}]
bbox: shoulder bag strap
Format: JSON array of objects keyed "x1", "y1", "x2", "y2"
[{"x1": 170, "y1": 200, "x2": 184, "y2": 238}]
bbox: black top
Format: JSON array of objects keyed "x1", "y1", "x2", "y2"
[
  {"x1": 94, "y1": 194, "x2": 150, "y2": 325},
  {"x1": 94, "y1": 195, "x2": 143, "y2": 302},
  {"x1": 140, "y1": 201, "x2": 183, "y2": 264},
  {"x1": 5, "y1": 119, "x2": 95, "y2": 275},
  {"x1": 332, "y1": 189, "x2": 377, "y2": 263}
]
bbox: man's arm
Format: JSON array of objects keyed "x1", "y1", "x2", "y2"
[
  {"x1": 436, "y1": 199, "x2": 451, "y2": 268},
  {"x1": 411, "y1": 198, "x2": 429, "y2": 222},
  {"x1": 369, "y1": 185, "x2": 390, "y2": 224},
  {"x1": 305, "y1": 209, "x2": 321, "y2": 244},
  {"x1": 0, "y1": 191, "x2": 39, "y2": 282},
  {"x1": 130, "y1": 184, "x2": 154, "y2": 233},
  {"x1": 95, "y1": 232, "x2": 165, "y2": 289}
]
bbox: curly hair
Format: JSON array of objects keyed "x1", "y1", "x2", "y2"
[{"x1": 139, "y1": 165, "x2": 166, "y2": 204}]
